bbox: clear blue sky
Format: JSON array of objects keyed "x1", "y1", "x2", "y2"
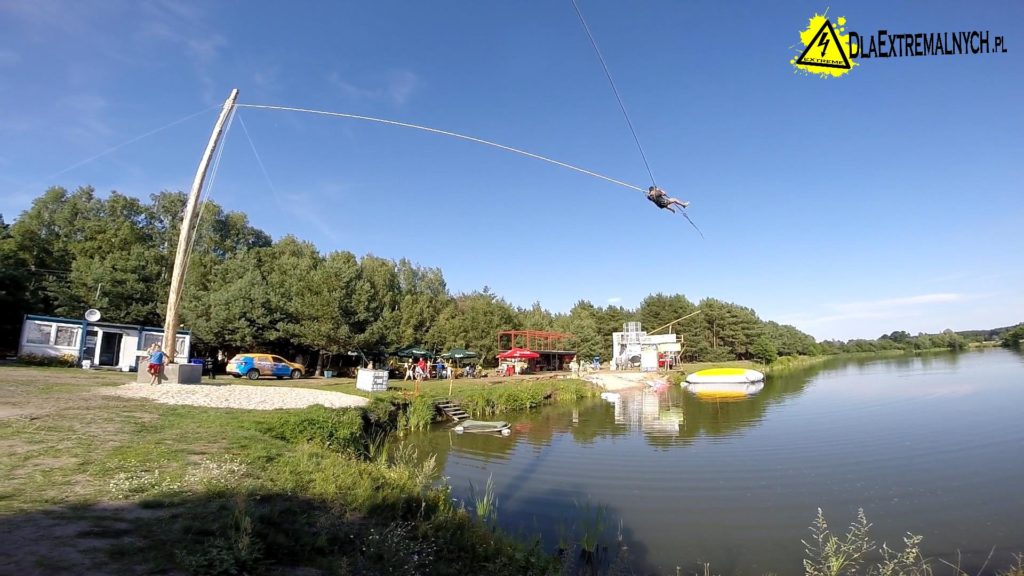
[{"x1": 1, "y1": 1, "x2": 1021, "y2": 340}]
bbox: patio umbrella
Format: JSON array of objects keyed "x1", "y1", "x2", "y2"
[
  {"x1": 440, "y1": 348, "x2": 478, "y2": 360},
  {"x1": 395, "y1": 346, "x2": 432, "y2": 358},
  {"x1": 496, "y1": 347, "x2": 540, "y2": 360}
]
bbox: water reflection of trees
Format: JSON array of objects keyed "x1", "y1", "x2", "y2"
[
  {"x1": 560, "y1": 367, "x2": 815, "y2": 448},
  {"x1": 837, "y1": 350, "x2": 964, "y2": 374},
  {"x1": 412, "y1": 363, "x2": 830, "y2": 469}
]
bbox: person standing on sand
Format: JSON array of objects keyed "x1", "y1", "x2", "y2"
[{"x1": 147, "y1": 344, "x2": 166, "y2": 385}]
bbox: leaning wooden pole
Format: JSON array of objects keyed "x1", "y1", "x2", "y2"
[
  {"x1": 162, "y1": 89, "x2": 239, "y2": 362},
  {"x1": 646, "y1": 309, "x2": 702, "y2": 335}
]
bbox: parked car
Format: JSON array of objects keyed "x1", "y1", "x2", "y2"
[{"x1": 226, "y1": 353, "x2": 304, "y2": 380}]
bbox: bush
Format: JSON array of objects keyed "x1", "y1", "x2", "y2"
[
  {"x1": 404, "y1": 396, "x2": 439, "y2": 431},
  {"x1": 365, "y1": 395, "x2": 401, "y2": 432},
  {"x1": 259, "y1": 406, "x2": 367, "y2": 457},
  {"x1": 803, "y1": 508, "x2": 930, "y2": 576},
  {"x1": 16, "y1": 353, "x2": 78, "y2": 368}
]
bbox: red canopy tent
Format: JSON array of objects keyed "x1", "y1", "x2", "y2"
[{"x1": 496, "y1": 347, "x2": 540, "y2": 360}]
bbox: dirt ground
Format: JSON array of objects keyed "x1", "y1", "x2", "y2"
[
  {"x1": 0, "y1": 504, "x2": 173, "y2": 575},
  {"x1": 0, "y1": 367, "x2": 177, "y2": 575}
]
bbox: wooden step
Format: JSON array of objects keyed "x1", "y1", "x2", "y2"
[{"x1": 434, "y1": 398, "x2": 470, "y2": 422}]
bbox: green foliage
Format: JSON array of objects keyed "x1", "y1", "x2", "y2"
[
  {"x1": 1001, "y1": 325, "x2": 1024, "y2": 348},
  {"x1": 768, "y1": 355, "x2": 826, "y2": 372},
  {"x1": 752, "y1": 335, "x2": 779, "y2": 364},
  {"x1": 353, "y1": 521, "x2": 436, "y2": 575},
  {"x1": 8, "y1": 184, "x2": 1015, "y2": 370},
  {"x1": 258, "y1": 406, "x2": 368, "y2": 457},
  {"x1": 436, "y1": 288, "x2": 519, "y2": 366},
  {"x1": 549, "y1": 379, "x2": 598, "y2": 402},
  {"x1": 404, "y1": 396, "x2": 440, "y2": 431},
  {"x1": 803, "y1": 508, "x2": 874, "y2": 576},
  {"x1": 802, "y1": 508, "x2": 931, "y2": 576},
  {"x1": 176, "y1": 496, "x2": 264, "y2": 576},
  {"x1": 458, "y1": 384, "x2": 549, "y2": 417},
  {"x1": 469, "y1": 473, "x2": 498, "y2": 525},
  {"x1": 448, "y1": 380, "x2": 598, "y2": 419},
  {"x1": 15, "y1": 353, "x2": 79, "y2": 367}
]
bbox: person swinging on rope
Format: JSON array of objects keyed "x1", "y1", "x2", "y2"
[{"x1": 646, "y1": 186, "x2": 689, "y2": 213}]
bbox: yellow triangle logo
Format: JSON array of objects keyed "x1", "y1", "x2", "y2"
[{"x1": 795, "y1": 19, "x2": 851, "y2": 70}]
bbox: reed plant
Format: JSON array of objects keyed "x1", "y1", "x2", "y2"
[{"x1": 468, "y1": 473, "x2": 498, "y2": 525}]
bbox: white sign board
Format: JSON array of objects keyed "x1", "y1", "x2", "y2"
[
  {"x1": 356, "y1": 368, "x2": 389, "y2": 392},
  {"x1": 641, "y1": 349, "x2": 659, "y2": 372},
  {"x1": 642, "y1": 334, "x2": 678, "y2": 345}
]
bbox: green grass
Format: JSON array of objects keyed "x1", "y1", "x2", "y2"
[
  {"x1": 0, "y1": 365, "x2": 558, "y2": 575},
  {"x1": 3, "y1": 365, "x2": 1019, "y2": 576}
]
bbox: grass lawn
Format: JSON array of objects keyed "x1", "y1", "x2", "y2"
[{"x1": 0, "y1": 365, "x2": 559, "y2": 575}]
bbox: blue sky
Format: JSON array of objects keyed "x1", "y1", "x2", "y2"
[{"x1": 1, "y1": 1, "x2": 1021, "y2": 340}]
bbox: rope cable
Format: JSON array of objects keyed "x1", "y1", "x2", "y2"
[
  {"x1": 569, "y1": 0, "x2": 657, "y2": 187},
  {"x1": 569, "y1": 1, "x2": 704, "y2": 237},
  {"x1": 236, "y1": 112, "x2": 288, "y2": 209},
  {"x1": 180, "y1": 106, "x2": 237, "y2": 292},
  {"x1": 16, "y1": 105, "x2": 219, "y2": 195},
  {"x1": 234, "y1": 103, "x2": 645, "y2": 193}
]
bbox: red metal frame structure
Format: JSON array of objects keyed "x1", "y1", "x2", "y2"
[{"x1": 497, "y1": 330, "x2": 574, "y2": 352}]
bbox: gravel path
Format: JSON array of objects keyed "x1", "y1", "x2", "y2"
[{"x1": 107, "y1": 382, "x2": 369, "y2": 410}]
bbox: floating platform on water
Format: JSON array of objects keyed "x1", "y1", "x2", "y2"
[
  {"x1": 683, "y1": 368, "x2": 766, "y2": 399},
  {"x1": 683, "y1": 381, "x2": 765, "y2": 399},
  {"x1": 684, "y1": 368, "x2": 765, "y2": 384},
  {"x1": 454, "y1": 420, "x2": 511, "y2": 435}
]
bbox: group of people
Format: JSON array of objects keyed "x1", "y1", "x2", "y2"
[{"x1": 402, "y1": 357, "x2": 456, "y2": 382}]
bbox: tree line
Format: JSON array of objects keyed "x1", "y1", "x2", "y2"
[{"x1": 1, "y1": 187, "x2": 1005, "y2": 371}]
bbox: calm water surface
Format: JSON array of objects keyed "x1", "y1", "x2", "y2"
[{"x1": 410, "y1": 349, "x2": 1024, "y2": 575}]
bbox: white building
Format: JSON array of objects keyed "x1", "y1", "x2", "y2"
[
  {"x1": 611, "y1": 322, "x2": 682, "y2": 371},
  {"x1": 19, "y1": 314, "x2": 191, "y2": 370}
]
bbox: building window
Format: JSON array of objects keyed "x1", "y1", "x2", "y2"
[
  {"x1": 140, "y1": 333, "x2": 188, "y2": 356},
  {"x1": 26, "y1": 322, "x2": 53, "y2": 345},
  {"x1": 54, "y1": 326, "x2": 79, "y2": 347},
  {"x1": 141, "y1": 333, "x2": 161, "y2": 350}
]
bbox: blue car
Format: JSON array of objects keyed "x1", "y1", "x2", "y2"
[{"x1": 226, "y1": 353, "x2": 304, "y2": 380}]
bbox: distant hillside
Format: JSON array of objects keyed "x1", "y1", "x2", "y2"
[{"x1": 955, "y1": 324, "x2": 1022, "y2": 342}]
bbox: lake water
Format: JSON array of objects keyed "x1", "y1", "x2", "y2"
[{"x1": 410, "y1": 349, "x2": 1024, "y2": 575}]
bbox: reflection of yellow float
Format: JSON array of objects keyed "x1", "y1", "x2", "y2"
[{"x1": 683, "y1": 368, "x2": 765, "y2": 399}]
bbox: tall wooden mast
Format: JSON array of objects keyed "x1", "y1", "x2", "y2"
[{"x1": 162, "y1": 89, "x2": 239, "y2": 361}]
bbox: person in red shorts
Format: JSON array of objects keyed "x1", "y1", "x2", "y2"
[{"x1": 147, "y1": 344, "x2": 166, "y2": 385}]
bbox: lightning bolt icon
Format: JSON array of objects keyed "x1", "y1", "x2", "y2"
[{"x1": 818, "y1": 33, "x2": 831, "y2": 57}]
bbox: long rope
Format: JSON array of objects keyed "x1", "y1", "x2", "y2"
[
  {"x1": 16, "y1": 105, "x2": 219, "y2": 196},
  {"x1": 234, "y1": 103, "x2": 645, "y2": 193},
  {"x1": 236, "y1": 112, "x2": 289, "y2": 211},
  {"x1": 570, "y1": 1, "x2": 703, "y2": 238},
  {"x1": 570, "y1": 0, "x2": 657, "y2": 187},
  {"x1": 180, "y1": 106, "x2": 237, "y2": 290}
]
